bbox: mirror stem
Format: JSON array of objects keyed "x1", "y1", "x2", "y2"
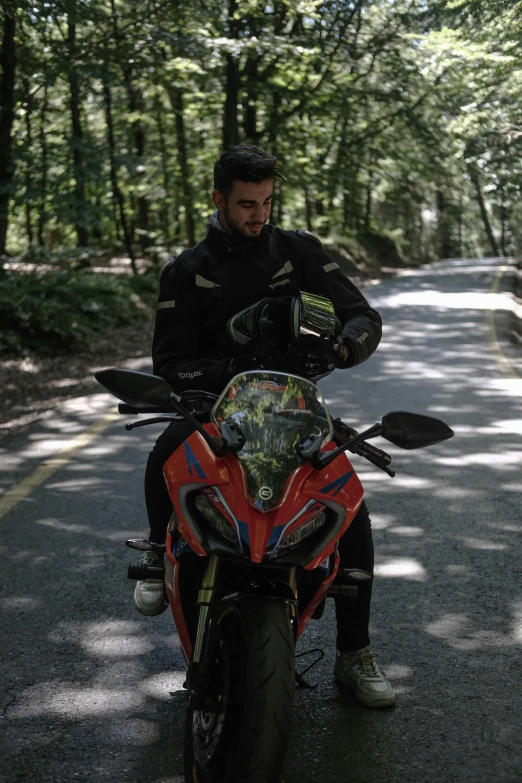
[
  {"x1": 316, "y1": 423, "x2": 384, "y2": 469},
  {"x1": 167, "y1": 393, "x2": 227, "y2": 456}
]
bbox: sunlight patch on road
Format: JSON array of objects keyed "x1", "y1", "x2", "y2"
[
  {"x1": 374, "y1": 556, "x2": 427, "y2": 581},
  {"x1": 459, "y1": 536, "x2": 507, "y2": 551},
  {"x1": 369, "y1": 513, "x2": 397, "y2": 529},
  {"x1": 381, "y1": 289, "x2": 522, "y2": 318},
  {"x1": 384, "y1": 663, "x2": 413, "y2": 679},
  {"x1": 0, "y1": 406, "x2": 119, "y2": 520},
  {"x1": 140, "y1": 672, "x2": 186, "y2": 699},
  {"x1": 434, "y1": 450, "x2": 522, "y2": 468},
  {"x1": 78, "y1": 620, "x2": 155, "y2": 659},
  {"x1": 0, "y1": 595, "x2": 42, "y2": 610},
  {"x1": 10, "y1": 684, "x2": 144, "y2": 719},
  {"x1": 426, "y1": 612, "x2": 520, "y2": 650},
  {"x1": 84, "y1": 636, "x2": 155, "y2": 657},
  {"x1": 512, "y1": 601, "x2": 522, "y2": 644},
  {"x1": 389, "y1": 475, "x2": 437, "y2": 489},
  {"x1": 388, "y1": 526, "x2": 424, "y2": 537}
]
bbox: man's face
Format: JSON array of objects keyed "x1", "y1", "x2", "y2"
[{"x1": 212, "y1": 179, "x2": 273, "y2": 238}]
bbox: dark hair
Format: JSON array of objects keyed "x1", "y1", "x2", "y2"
[{"x1": 214, "y1": 145, "x2": 285, "y2": 194}]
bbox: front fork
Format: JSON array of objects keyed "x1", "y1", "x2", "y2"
[
  {"x1": 186, "y1": 554, "x2": 220, "y2": 709},
  {"x1": 192, "y1": 554, "x2": 220, "y2": 664}
]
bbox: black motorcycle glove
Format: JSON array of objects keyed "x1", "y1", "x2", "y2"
[
  {"x1": 286, "y1": 335, "x2": 340, "y2": 379},
  {"x1": 260, "y1": 297, "x2": 294, "y2": 352},
  {"x1": 230, "y1": 338, "x2": 291, "y2": 375}
]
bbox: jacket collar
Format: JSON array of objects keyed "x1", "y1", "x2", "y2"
[{"x1": 207, "y1": 211, "x2": 272, "y2": 258}]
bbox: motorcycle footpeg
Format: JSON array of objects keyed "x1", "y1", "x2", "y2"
[
  {"x1": 336, "y1": 568, "x2": 373, "y2": 582},
  {"x1": 327, "y1": 584, "x2": 359, "y2": 601},
  {"x1": 327, "y1": 568, "x2": 373, "y2": 601},
  {"x1": 125, "y1": 539, "x2": 166, "y2": 554},
  {"x1": 127, "y1": 563, "x2": 165, "y2": 580}
]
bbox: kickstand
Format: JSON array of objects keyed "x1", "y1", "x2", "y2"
[{"x1": 295, "y1": 648, "x2": 325, "y2": 689}]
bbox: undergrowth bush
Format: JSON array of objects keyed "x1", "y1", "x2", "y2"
[{"x1": 0, "y1": 269, "x2": 158, "y2": 357}]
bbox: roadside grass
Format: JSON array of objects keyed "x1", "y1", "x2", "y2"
[{"x1": 0, "y1": 269, "x2": 158, "y2": 358}]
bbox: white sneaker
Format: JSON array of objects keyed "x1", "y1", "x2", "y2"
[
  {"x1": 133, "y1": 551, "x2": 168, "y2": 616},
  {"x1": 334, "y1": 647, "x2": 396, "y2": 708}
]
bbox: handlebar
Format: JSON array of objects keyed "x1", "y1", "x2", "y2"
[
  {"x1": 118, "y1": 402, "x2": 173, "y2": 415},
  {"x1": 331, "y1": 419, "x2": 394, "y2": 476},
  {"x1": 352, "y1": 440, "x2": 391, "y2": 466}
]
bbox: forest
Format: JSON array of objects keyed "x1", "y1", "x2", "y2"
[{"x1": 0, "y1": 0, "x2": 521, "y2": 356}]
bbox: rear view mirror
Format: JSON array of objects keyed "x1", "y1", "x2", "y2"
[
  {"x1": 382, "y1": 412, "x2": 454, "y2": 450},
  {"x1": 95, "y1": 369, "x2": 172, "y2": 408}
]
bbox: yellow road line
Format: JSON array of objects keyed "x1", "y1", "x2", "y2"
[
  {"x1": 486, "y1": 264, "x2": 522, "y2": 382},
  {"x1": 0, "y1": 410, "x2": 120, "y2": 520}
]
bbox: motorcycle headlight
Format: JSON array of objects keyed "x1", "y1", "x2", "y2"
[
  {"x1": 277, "y1": 510, "x2": 327, "y2": 552},
  {"x1": 194, "y1": 492, "x2": 239, "y2": 544}
]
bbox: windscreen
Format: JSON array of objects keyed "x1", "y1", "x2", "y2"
[{"x1": 211, "y1": 371, "x2": 333, "y2": 511}]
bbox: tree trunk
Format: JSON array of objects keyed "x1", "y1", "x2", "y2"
[
  {"x1": 457, "y1": 194, "x2": 463, "y2": 258},
  {"x1": 0, "y1": 10, "x2": 17, "y2": 258},
  {"x1": 499, "y1": 189, "x2": 508, "y2": 257},
  {"x1": 436, "y1": 190, "x2": 453, "y2": 259},
  {"x1": 467, "y1": 164, "x2": 499, "y2": 257},
  {"x1": 304, "y1": 188, "x2": 314, "y2": 232},
  {"x1": 23, "y1": 79, "x2": 34, "y2": 246},
  {"x1": 364, "y1": 168, "x2": 373, "y2": 231},
  {"x1": 154, "y1": 95, "x2": 171, "y2": 239},
  {"x1": 500, "y1": 205, "x2": 508, "y2": 257},
  {"x1": 268, "y1": 92, "x2": 281, "y2": 151},
  {"x1": 168, "y1": 86, "x2": 195, "y2": 245},
  {"x1": 123, "y1": 67, "x2": 148, "y2": 253},
  {"x1": 222, "y1": 0, "x2": 240, "y2": 150},
  {"x1": 67, "y1": 4, "x2": 89, "y2": 247},
  {"x1": 102, "y1": 79, "x2": 137, "y2": 273},
  {"x1": 223, "y1": 55, "x2": 240, "y2": 150},
  {"x1": 243, "y1": 52, "x2": 258, "y2": 143},
  {"x1": 38, "y1": 83, "x2": 48, "y2": 247}
]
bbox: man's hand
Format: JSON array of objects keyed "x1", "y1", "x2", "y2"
[
  {"x1": 333, "y1": 338, "x2": 350, "y2": 364},
  {"x1": 231, "y1": 338, "x2": 290, "y2": 374},
  {"x1": 286, "y1": 335, "x2": 342, "y2": 379}
]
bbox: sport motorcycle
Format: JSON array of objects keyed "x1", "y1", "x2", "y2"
[{"x1": 95, "y1": 366, "x2": 453, "y2": 783}]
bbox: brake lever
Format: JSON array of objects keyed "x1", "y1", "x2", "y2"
[{"x1": 360, "y1": 451, "x2": 395, "y2": 477}]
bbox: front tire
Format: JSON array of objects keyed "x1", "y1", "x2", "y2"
[{"x1": 184, "y1": 598, "x2": 295, "y2": 783}]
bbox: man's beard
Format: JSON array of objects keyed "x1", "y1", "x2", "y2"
[{"x1": 223, "y1": 206, "x2": 265, "y2": 238}]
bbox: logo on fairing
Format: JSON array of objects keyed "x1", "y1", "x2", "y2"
[{"x1": 259, "y1": 486, "x2": 273, "y2": 501}]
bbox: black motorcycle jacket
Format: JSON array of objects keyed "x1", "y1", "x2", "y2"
[{"x1": 152, "y1": 222, "x2": 382, "y2": 394}]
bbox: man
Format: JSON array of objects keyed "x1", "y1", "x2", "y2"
[{"x1": 138, "y1": 145, "x2": 395, "y2": 708}]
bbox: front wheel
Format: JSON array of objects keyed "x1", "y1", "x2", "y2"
[{"x1": 184, "y1": 598, "x2": 295, "y2": 783}]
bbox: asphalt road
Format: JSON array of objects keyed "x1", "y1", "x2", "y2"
[{"x1": 1, "y1": 258, "x2": 521, "y2": 783}]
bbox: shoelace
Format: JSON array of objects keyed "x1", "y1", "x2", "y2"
[
  {"x1": 353, "y1": 649, "x2": 382, "y2": 680},
  {"x1": 142, "y1": 550, "x2": 161, "y2": 566}
]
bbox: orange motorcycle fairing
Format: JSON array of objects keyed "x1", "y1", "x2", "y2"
[{"x1": 162, "y1": 425, "x2": 365, "y2": 657}]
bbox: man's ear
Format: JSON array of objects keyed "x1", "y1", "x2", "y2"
[{"x1": 212, "y1": 190, "x2": 225, "y2": 210}]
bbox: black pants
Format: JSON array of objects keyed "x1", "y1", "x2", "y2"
[{"x1": 145, "y1": 420, "x2": 374, "y2": 651}]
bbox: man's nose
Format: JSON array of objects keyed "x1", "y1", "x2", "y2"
[{"x1": 252, "y1": 204, "x2": 265, "y2": 222}]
